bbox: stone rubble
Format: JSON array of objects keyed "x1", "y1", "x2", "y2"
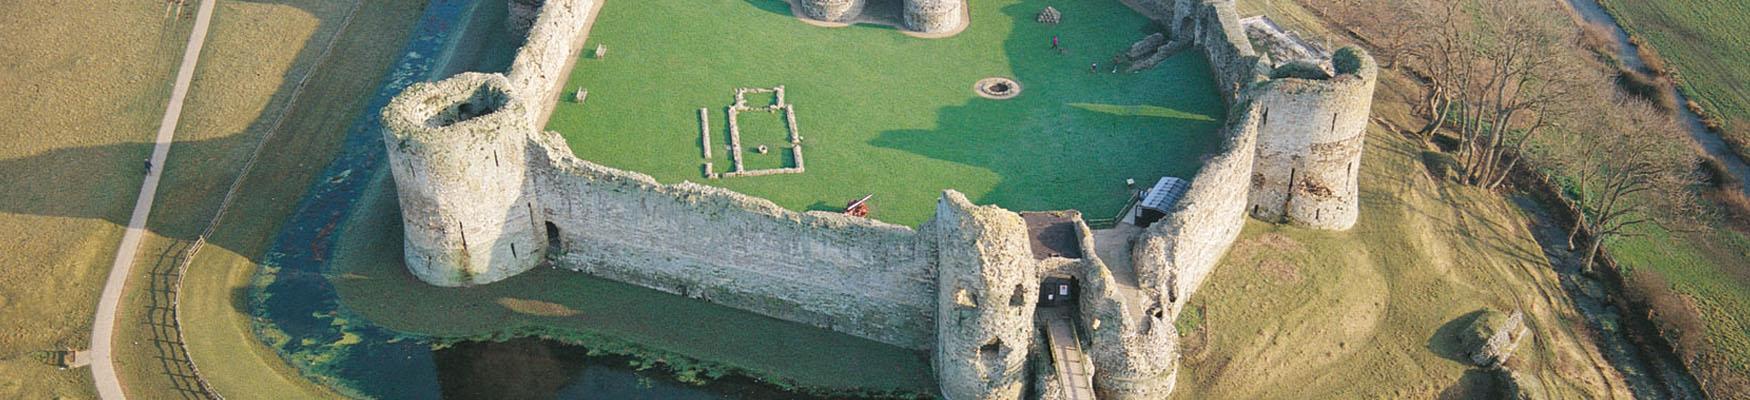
[{"x1": 1037, "y1": 6, "x2": 1062, "y2": 24}]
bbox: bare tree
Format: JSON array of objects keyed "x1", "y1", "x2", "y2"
[
  {"x1": 1409, "y1": 0, "x2": 1584, "y2": 189},
  {"x1": 1552, "y1": 96, "x2": 1701, "y2": 271}
]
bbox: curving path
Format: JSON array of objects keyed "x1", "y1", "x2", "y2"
[{"x1": 90, "y1": 0, "x2": 217, "y2": 398}]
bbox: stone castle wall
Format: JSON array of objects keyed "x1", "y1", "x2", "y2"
[
  {"x1": 380, "y1": 0, "x2": 1377, "y2": 398},
  {"x1": 798, "y1": 0, "x2": 864, "y2": 23},
  {"x1": 506, "y1": 0, "x2": 593, "y2": 127},
  {"x1": 1182, "y1": 0, "x2": 1267, "y2": 101},
  {"x1": 382, "y1": 73, "x2": 547, "y2": 286},
  {"x1": 1247, "y1": 47, "x2": 1377, "y2": 230},
  {"x1": 904, "y1": 0, "x2": 965, "y2": 33},
  {"x1": 932, "y1": 192, "x2": 1038, "y2": 400},
  {"x1": 527, "y1": 131, "x2": 940, "y2": 349}
]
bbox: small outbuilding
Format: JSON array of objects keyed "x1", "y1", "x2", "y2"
[{"x1": 1135, "y1": 176, "x2": 1190, "y2": 227}]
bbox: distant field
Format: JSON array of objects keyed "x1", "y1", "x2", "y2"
[
  {"x1": 1584, "y1": 1, "x2": 1750, "y2": 394},
  {"x1": 1600, "y1": 0, "x2": 1750, "y2": 158},
  {"x1": 547, "y1": 0, "x2": 1226, "y2": 226},
  {"x1": 0, "y1": 2, "x2": 186, "y2": 398}
]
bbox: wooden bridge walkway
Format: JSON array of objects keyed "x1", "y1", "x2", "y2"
[{"x1": 1046, "y1": 315, "x2": 1097, "y2": 400}]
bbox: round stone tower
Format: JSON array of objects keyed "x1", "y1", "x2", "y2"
[
  {"x1": 798, "y1": 0, "x2": 863, "y2": 23},
  {"x1": 930, "y1": 192, "x2": 1036, "y2": 400},
  {"x1": 904, "y1": 0, "x2": 964, "y2": 33},
  {"x1": 381, "y1": 72, "x2": 547, "y2": 286},
  {"x1": 1246, "y1": 47, "x2": 1377, "y2": 230}
]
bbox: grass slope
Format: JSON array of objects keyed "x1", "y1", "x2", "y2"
[
  {"x1": 1599, "y1": 0, "x2": 1750, "y2": 157},
  {"x1": 1171, "y1": 69, "x2": 1633, "y2": 398},
  {"x1": 329, "y1": 170, "x2": 937, "y2": 395},
  {"x1": 73, "y1": 0, "x2": 431, "y2": 398},
  {"x1": 548, "y1": 0, "x2": 1225, "y2": 226},
  {"x1": 0, "y1": 2, "x2": 187, "y2": 398}
]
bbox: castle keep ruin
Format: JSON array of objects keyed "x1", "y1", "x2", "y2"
[
  {"x1": 381, "y1": 0, "x2": 1375, "y2": 399},
  {"x1": 798, "y1": 0, "x2": 966, "y2": 33}
]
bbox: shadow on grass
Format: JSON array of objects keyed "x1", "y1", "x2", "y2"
[
  {"x1": 1435, "y1": 368, "x2": 1506, "y2": 400},
  {"x1": 870, "y1": 1, "x2": 1223, "y2": 215},
  {"x1": 1426, "y1": 309, "x2": 1490, "y2": 364}
]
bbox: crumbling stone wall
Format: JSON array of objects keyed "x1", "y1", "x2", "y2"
[
  {"x1": 798, "y1": 0, "x2": 864, "y2": 23},
  {"x1": 931, "y1": 191, "x2": 1037, "y2": 400},
  {"x1": 382, "y1": 73, "x2": 547, "y2": 286},
  {"x1": 1178, "y1": 0, "x2": 1267, "y2": 101},
  {"x1": 904, "y1": 0, "x2": 965, "y2": 34},
  {"x1": 529, "y1": 130, "x2": 939, "y2": 348},
  {"x1": 506, "y1": 0, "x2": 593, "y2": 127},
  {"x1": 380, "y1": 0, "x2": 1378, "y2": 398},
  {"x1": 1247, "y1": 47, "x2": 1376, "y2": 230}
]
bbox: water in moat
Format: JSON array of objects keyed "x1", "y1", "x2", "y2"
[
  {"x1": 247, "y1": 0, "x2": 845, "y2": 398},
  {"x1": 1564, "y1": 0, "x2": 1750, "y2": 198}
]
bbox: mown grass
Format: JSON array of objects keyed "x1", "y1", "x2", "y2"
[
  {"x1": 74, "y1": 0, "x2": 432, "y2": 398},
  {"x1": 1169, "y1": 8, "x2": 1633, "y2": 390},
  {"x1": 0, "y1": 2, "x2": 188, "y2": 398},
  {"x1": 1174, "y1": 123, "x2": 1625, "y2": 399},
  {"x1": 329, "y1": 170, "x2": 938, "y2": 395},
  {"x1": 166, "y1": 0, "x2": 432, "y2": 397},
  {"x1": 548, "y1": 0, "x2": 1226, "y2": 226},
  {"x1": 1599, "y1": 0, "x2": 1750, "y2": 159}
]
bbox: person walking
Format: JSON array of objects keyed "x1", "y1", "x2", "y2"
[
  {"x1": 1051, "y1": 35, "x2": 1060, "y2": 49},
  {"x1": 143, "y1": 159, "x2": 152, "y2": 175}
]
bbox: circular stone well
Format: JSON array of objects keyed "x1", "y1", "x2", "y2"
[{"x1": 974, "y1": 77, "x2": 1021, "y2": 100}]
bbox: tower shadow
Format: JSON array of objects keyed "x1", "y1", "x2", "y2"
[{"x1": 869, "y1": 0, "x2": 1225, "y2": 216}]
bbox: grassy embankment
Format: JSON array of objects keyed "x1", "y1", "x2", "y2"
[
  {"x1": 69, "y1": 0, "x2": 429, "y2": 399},
  {"x1": 547, "y1": 0, "x2": 1227, "y2": 226},
  {"x1": 1570, "y1": 1, "x2": 1750, "y2": 394},
  {"x1": 0, "y1": 2, "x2": 187, "y2": 398},
  {"x1": 1172, "y1": 72, "x2": 1631, "y2": 399},
  {"x1": 1171, "y1": 1, "x2": 1639, "y2": 398},
  {"x1": 1598, "y1": 0, "x2": 1750, "y2": 161}
]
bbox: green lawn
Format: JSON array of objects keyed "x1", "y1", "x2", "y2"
[
  {"x1": 1601, "y1": 0, "x2": 1750, "y2": 157},
  {"x1": 547, "y1": 0, "x2": 1225, "y2": 226},
  {"x1": 1607, "y1": 224, "x2": 1750, "y2": 393}
]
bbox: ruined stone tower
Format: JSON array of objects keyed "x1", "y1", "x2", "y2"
[
  {"x1": 381, "y1": 73, "x2": 547, "y2": 286},
  {"x1": 797, "y1": 0, "x2": 864, "y2": 23},
  {"x1": 930, "y1": 192, "x2": 1037, "y2": 400},
  {"x1": 1245, "y1": 47, "x2": 1377, "y2": 230},
  {"x1": 800, "y1": 0, "x2": 963, "y2": 33},
  {"x1": 904, "y1": 0, "x2": 964, "y2": 33}
]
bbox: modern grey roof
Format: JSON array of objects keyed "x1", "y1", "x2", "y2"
[{"x1": 1140, "y1": 176, "x2": 1190, "y2": 212}]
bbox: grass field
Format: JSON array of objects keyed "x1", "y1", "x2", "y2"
[
  {"x1": 0, "y1": 0, "x2": 436, "y2": 398},
  {"x1": 1172, "y1": 72, "x2": 1631, "y2": 399},
  {"x1": 1599, "y1": 0, "x2": 1750, "y2": 159},
  {"x1": 1569, "y1": 1, "x2": 1750, "y2": 394},
  {"x1": 0, "y1": 2, "x2": 188, "y2": 397},
  {"x1": 146, "y1": 0, "x2": 434, "y2": 398},
  {"x1": 329, "y1": 170, "x2": 937, "y2": 395},
  {"x1": 1606, "y1": 223, "x2": 1750, "y2": 394},
  {"x1": 547, "y1": 0, "x2": 1226, "y2": 226}
]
